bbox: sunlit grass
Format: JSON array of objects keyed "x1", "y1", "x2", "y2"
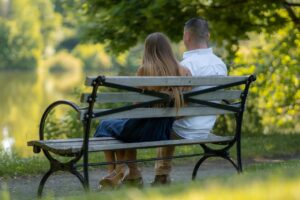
[
  {"x1": 0, "y1": 184, "x2": 10, "y2": 200},
  {"x1": 58, "y1": 159, "x2": 300, "y2": 199},
  {"x1": 1, "y1": 153, "x2": 300, "y2": 199}
]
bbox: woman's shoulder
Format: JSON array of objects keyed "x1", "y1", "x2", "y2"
[{"x1": 178, "y1": 66, "x2": 191, "y2": 76}]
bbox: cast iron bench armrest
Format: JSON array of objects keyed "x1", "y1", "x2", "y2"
[{"x1": 34, "y1": 100, "x2": 84, "y2": 153}]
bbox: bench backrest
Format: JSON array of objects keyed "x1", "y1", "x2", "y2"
[
  {"x1": 73, "y1": 75, "x2": 256, "y2": 160},
  {"x1": 79, "y1": 75, "x2": 256, "y2": 122}
]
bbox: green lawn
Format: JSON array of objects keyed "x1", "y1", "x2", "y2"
[
  {"x1": 66, "y1": 159, "x2": 300, "y2": 199},
  {"x1": 0, "y1": 134, "x2": 300, "y2": 200},
  {"x1": 3, "y1": 159, "x2": 294, "y2": 200},
  {"x1": 0, "y1": 134, "x2": 300, "y2": 177}
]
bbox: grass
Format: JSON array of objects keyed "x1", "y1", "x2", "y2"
[
  {"x1": 240, "y1": 133, "x2": 300, "y2": 159},
  {"x1": 0, "y1": 152, "x2": 48, "y2": 178},
  {"x1": 0, "y1": 134, "x2": 300, "y2": 178},
  {"x1": 39, "y1": 159, "x2": 300, "y2": 200},
  {"x1": 1, "y1": 136, "x2": 300, "y2": 200},
  {"x1": 74, "y1": 159, "x2": 300, "y2": 199}
]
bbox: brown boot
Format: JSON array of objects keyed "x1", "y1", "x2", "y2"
[
  {"x1": 99, "y1": 170, "x2": 125, "y2": 189},
  {"x1": 151, "y1": 174, "x2": 171, "y2": 186},
  {"x1": 121, "y1": 175, "x2": 144, "y2": 188}
]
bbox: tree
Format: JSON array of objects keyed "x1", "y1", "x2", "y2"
[
  {"x1": 231, "y1": 23, "x2": 300, "y2": 134},
  {"x1": 83, "y1": 0, "x2": 300, "y2": 55},
  {"x1": 36, "y1": 0, "x2": 62, "y2": 56},
  {"x1": 0, "y1": 17, "x2": 42, "y2": 70},
  {"x1": 82, "y1": 0, "x2": 300, "y2": 134},
  {"x1": 0, "y1": 0, "x2": 62, "y2": 70}
]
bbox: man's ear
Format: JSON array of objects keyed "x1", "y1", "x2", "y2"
[{"x1": 184, "y1": 31, "x2": 191, "y2": 42}]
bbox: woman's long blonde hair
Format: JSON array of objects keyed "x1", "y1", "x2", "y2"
[{"x1": 138, "y1": 32, "x2": 183, "y2": 109}]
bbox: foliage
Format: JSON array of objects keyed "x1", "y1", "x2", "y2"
[
  {"x1": 214, "y1": 20, "x2": 299, "y2": 134},
  {"x1": 72, "y1": 44, "x2": 112, "y2": 71},
  {"x1": 231, "y1": 22, "x2": 300, "y2": 134},
  {"x1": 50, "y1": 0, "x2": 84, "y2": 28},
  {"x1": 115, "y1": 45, "x2": 143, "y2": 76},
  {"x1": 50, "y1": 0, "x2": 86, "y2": 52},
  {"x1": 44, "y1": 109, "x2": 84, "y2": 139},
  {"x1": 82, "y1": 0, "x2": 299, "y2": 55},
  {"x1": 80, "y1": 1, "x2": 299, "y2": 133},
  {"x1": 0, "y1": 14, "x2": 42, "y2": 70},
  {"x1": 56, "y1": 37, "x2": 80, "y2": 52},
  {"x1": 44, "y1": 51, "x2": 83, "y2": 73},
  {"x1": 72, "y1": 43, "x2": 142, "y2": 74},
  {"x1": 0, "y1": 0, "x2": 299, "y2": 137},
  {"x1": 35, "y1": 0, "x2": 62, "y2": 54},
  {"x1": 0, "y1": 0, "x2": 61, "y2": 70}
]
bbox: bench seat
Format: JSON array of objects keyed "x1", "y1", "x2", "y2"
[{"x1": 28, "y1": 134, "x2": 234, "y2": 156}]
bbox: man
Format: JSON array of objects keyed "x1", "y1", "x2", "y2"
[{"x1": 152, "y1": 18, "x2": 228, "y2": 185}]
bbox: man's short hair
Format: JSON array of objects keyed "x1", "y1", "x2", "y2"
[{"x1": 184, "y1": 18, "x2": 209, "y2": 44}]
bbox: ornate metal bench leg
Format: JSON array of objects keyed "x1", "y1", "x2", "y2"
[
  {"x1": 70, "y1": 170, "x2": 87, "y2": 190},
  {"x1": 37, "y1": 150, "x2": 86, "y2": 197},
  {"x1": 237, "y1": 158, "x2": 243, "y2": 173},
  {"x1": 192, "y1": 155, "x2": 209, "y2": 180},
  {"x1": 37, "y1": 169, "x2": 54, "y2": 198},
  {"x1": 222, "y1": 156, "x2": 240, "y2": 173},
  {"x1": 83, "y1": 152, "x2": 90, "y2": 191},
  {"x1": 237, "y1": 141, "x2": 243, "y2": 173}
]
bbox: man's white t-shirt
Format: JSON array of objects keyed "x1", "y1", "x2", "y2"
[{"x1": 172, "y1": 48, "x2": 227, "y2": 139}]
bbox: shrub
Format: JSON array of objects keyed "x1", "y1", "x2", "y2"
[
  {"x1": 44, "y1": 51, "x2": 83, "y2": 73},
  {"x1": 72, "y1": 44, "x2": 111, "y2": 71}
]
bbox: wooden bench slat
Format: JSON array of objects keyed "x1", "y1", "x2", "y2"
[
  {"x1": 28, "y1": 134, "x2": 234, "y2": 155},
  {"x1": 27, "y1": 137, "x2": 121, "y2": 147},
  {"x1": 87, "y1": 135, "x2": 233, "y2": 151},
  {"x1": 79, "y1": 107, "x2": 236, "y2": 120},
  {"x1": 80, "y1": 90, "x2": 242, "y2": 103},
  {"x1": 27, "y1": 139, "x2": 124, "y2": 156},
  {"x1": 85, "y1": 76, "x2": 249, "y2": 86},
  {"x1": 81, "y1": 92, "x2": 159, "y2": 103},
  {"x1": 27, "y1": 137, "x2": 115, "y2": 145}
]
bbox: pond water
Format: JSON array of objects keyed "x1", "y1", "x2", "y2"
[{"x1": 0, "y1": 69, "x2": 97, "y2": 157}]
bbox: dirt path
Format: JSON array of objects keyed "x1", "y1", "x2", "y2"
[{"x1": 0, "y1": 158, "x2": 288, "y2": 200}]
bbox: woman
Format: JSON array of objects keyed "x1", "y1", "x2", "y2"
[{"x1": 94, "y1": 32, "x2": 190, "y2": 188}]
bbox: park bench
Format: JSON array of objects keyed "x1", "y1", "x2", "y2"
[{"x1": 27, "y1": 74, "x2": 256, "y2": 197}]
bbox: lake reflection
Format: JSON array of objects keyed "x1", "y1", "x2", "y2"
[
  {"x1": 1, "y1": 126, "x2": 14, "y2": 155},
  {"x1": 0, "y1": 71, "x2": 86, "y2": 157}
]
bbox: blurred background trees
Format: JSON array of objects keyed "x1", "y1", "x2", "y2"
[
  {"x1": 0, "y1": 0, "x2": 299, "y2": 141},
  {"x1": 0, "y1": 0, "x2": 44, "y2": 70},
  {"x1": 83, "y1": 0, "x2": 300, "y2": 55},
  {"x1": 82, "y1": 0, "x2": 300, "y2": 134}
]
